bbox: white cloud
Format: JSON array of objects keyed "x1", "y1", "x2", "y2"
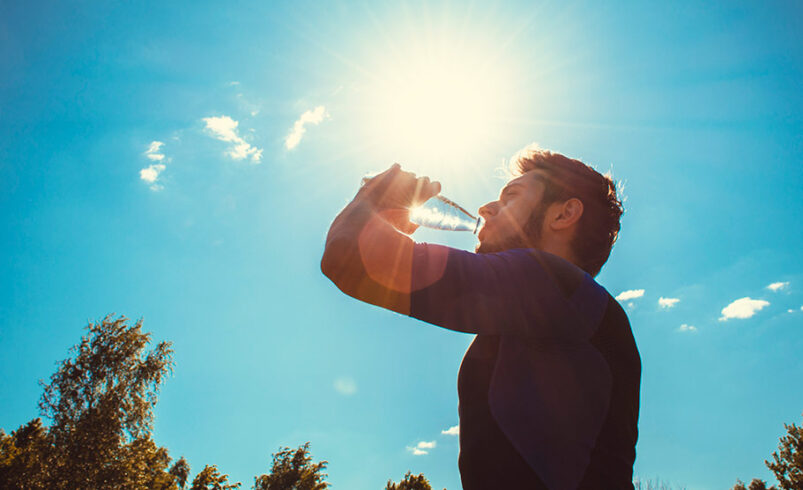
[
  {"x1": 407, "y1": 441, "x2": 436, "y2": 456},
  {"x1": 333, "y1": 377, "x2": 357, "y2": 396},
  {"x1": 139, "y1": 163, "x2": 166, "y2": 191},
  {"x1": 285, "y1": 106, "x2": 328, "y2": 150},
  {"x1": 441, "y1": 425, "x2": 459, "y2": 436},
  {"x1": 719, "y1": 297, "x2": 770, "y2": 321},
  {"x1": 678, "y1": 324, "x2": 697, "y2": 333},
  {"x1": 204, "y1": 115, "x2": 240, "y2": 142},
  {"x1": 616, "y1": 289, "x2": 645, "y2": 301},
  {"x1": 145, "y1": 140, "x2": 165, "y2": 161},
  {"x1": 203, "y1": 115, "x2": 262, "y2": 163},
  {"x1": 139, "y1": 164, "x2": 165, "y2": 183},
  {"x1": 766, "y1": 281, "x2": 790, "y2": 292},
  {"x1": 659, "y1": 297, "x2": 680, "y2": 309},
  {"x1": 140, "y1": 141, "x2": 169, "y2": 190}
]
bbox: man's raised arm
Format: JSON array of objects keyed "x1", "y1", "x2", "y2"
[
  {"x1": 320, "y1": 164, "x2": 441, "y2": 314},
  {"x1": 321, "y1": 164, "x2": 605, "y2": 340}
]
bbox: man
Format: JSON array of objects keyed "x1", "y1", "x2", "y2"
[{"x1": 321, "y1": 146, "x2": 640, "y2": 489}]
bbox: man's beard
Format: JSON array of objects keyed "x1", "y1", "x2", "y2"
[{"x1": 475, "y1": 203, "x2": 548, "y2": 254}]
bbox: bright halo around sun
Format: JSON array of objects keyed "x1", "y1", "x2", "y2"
[{"x1": 362, "y1": 32, "x2": 517, "y2": 177}]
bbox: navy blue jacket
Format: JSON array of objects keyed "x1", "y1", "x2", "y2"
[{"x1": 410, "y1": 245, "x2": 640, "y2": 490}]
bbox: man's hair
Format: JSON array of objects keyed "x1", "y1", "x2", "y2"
[{"x1": 510, "y1": 145, "x2": 624, "y2": 277}]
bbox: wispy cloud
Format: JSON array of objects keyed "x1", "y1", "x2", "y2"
[
  {"x1": 441, "y1": 425, "x2": 459, "y2": 436},
  {"x1": 140, "y1": 164, "x2": 166, "y2": 190},
  {"x1": 616, "y1": 289, "x2": 645, "y2": 302},
  {"x1": 766, "y1": 281, "x2": 789, "y2": 292},
  {"x1": 678, "y1": 324, "x2": 697, "y2": 333},
  {"x1": 658, "y1": 297, "x2": 680, "y2": 309},
  {"x1": 203, "y1": 115, "x2": 263, "y2": 163},
  {"x1": 145, "y1": 140, "x2": 165, "y2": 161},
  {"x1": 407, "y1": 441, "x2": 436, "y2": 456},
  {"x1": 719, "y1": 297, "x2": 770, "y2": 321},
  {"x1": 285, "y1": 106, "x2": 328, "y2": 150},
  {"x1": 333, "y1": 377, "x2": 357, "y2": 396},
  {"x1": 140, "y1": 140, "x2": 168, "y2": 190}
]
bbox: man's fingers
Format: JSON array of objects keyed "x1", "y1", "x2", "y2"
[
  {"x1": 370, "y1": 163, "x2": 402, "y2": 187},
  {"x1": 430, "y1": 180, "x2": 442, "y2": 197},
  {"x1": 362, "y1": 163, "x2": 440, "y2": 209},
  {"x1": 412, "y1": 177, "x2": 427, "y2": 204},
  {"x1": 361, "y1": 163, "x2": 402, "y2": 199},
  {"x1": 414, "y1": 178, "x2": 441, "y2": 204}
]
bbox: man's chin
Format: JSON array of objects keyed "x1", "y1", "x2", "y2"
[
  {"x1": 475, "y1": 240, "x2": 514, "y2": 254},
  {"x1": 475, "y1": 236, "x2": 534, "y2": 254}
]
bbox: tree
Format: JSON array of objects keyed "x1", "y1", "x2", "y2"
[
  {"x1": 2, "y1": 314, "x2": 338, "y2": 490},
  {"x1": 0, "y1": 315, "x2": 178, "y2": 489},
  {"x1": 732, "y1": 479, "x2": 776, "y2": 490},
  {"x1": 0, "y1": 419, "x2": 53, "y2": 488},
  {"x1": 385, "y1": 471, "x2": 434, "y2": 490},
  {"x1": 115, "y1": 436, "x2": 176, "y2": 489},
  {"x1": 170, "y1": 456, "x2": 192, "y2": 489},
  {"x1": 254, "y1": 442, "x2": 329, "y2": 490},
  {"x1": 766, "y1": 413, "x2": 803, "y2": 490},
  {"x1": 40, "y1": 314, "x2": 175, "y2": 488},
  {"x1": 190, "y1": 464, "x2": 241, "y2": 490},
  {"x1": 634, "y1": 478, "x2": 685, "y2": 490},
  {"x1": 733, "y1": 412, "x2": 803, "y2": 490},
  {"x1": 40, "y1": 315, "x2": 173, "y2": 442}
]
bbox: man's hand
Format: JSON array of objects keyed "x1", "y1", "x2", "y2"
[
  {"x1": 359, "y1": 163, "x2": 441, "y2": 234},
  {"x1": 322, "y1": 163, "x2": 443, "y2": 313}
]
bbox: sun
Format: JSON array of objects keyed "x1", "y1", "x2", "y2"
[
  {"x1": 375, "y1": 54, "x2": 502, "y2": 148},
  {"x1": 361, "y1": 29, "x2": 518, "y2": 178}
]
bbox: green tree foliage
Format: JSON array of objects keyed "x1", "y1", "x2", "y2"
[
  {"x1": 0, "y1": 315, "x2": 179, "y2": 489},
  {"x1": 733, "y1": 412, "x2": 803, "y2": 490},
  {"x1": 254, "y1": 442, "x2": 329, "y2": 490},
  {"x1": 732, "y1": 479, "x2": 776, "y2": 490},
  {"x1": 170, "y1": 456, "x2": 192, "y2": 489},
  {"x1": 0, "y1": 315, "x2": 412, "y2": 489},
  {"x1": 633, "y1": 478, "x2": 686, "y2": 490},
  {"x1": 190, "y1": 464, "x2": 241, "y2": 490},
  {"x1": 0, "y1": 419, "x2": 53, "y2": 488},
  {"x1": 765, "y1": 413, "x2": 803, "y2": 490},
  {"x1": 39, "y1": 315, "x2": 173, "y2": 444},
  {"x1": 385, "y1": 471, "x2": 435, "y2": 490}
]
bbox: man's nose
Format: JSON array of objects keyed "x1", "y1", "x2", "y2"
[{"x1": 478, "y1": 201, "x2": 498, "y2": 219}]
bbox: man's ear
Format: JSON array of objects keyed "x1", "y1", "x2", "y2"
[{"x1": 549, "y1": 198, "x2": 584, "y2": 231}]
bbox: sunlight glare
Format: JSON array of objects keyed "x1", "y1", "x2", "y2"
[{"x1": 364, "y1": 36, "x2": 516, "y2": 176}]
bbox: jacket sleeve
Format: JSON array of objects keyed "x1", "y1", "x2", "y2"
[{"x1": 409, "y1": 244, "x2": 608, "y2": 340}]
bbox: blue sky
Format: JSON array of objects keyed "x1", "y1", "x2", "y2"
[{"x1": 1, "y1": 1, "x2": 802, "y2": 489}]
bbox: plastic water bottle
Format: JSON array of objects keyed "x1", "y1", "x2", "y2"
[
  {"x1": 360, "y1": 173, "x2": 482, "y2": 233},
  {"x1": 410, "y1": 195, "x2": 483, "y2": 234}
]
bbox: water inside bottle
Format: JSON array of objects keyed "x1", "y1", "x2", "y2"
[{"x1": 410, "y1": 195, "x2": 483, "y2": 233}]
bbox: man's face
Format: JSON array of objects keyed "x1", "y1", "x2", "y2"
[{"x1": 475, "y1": 171, "x2": 549, "y2": 254}]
